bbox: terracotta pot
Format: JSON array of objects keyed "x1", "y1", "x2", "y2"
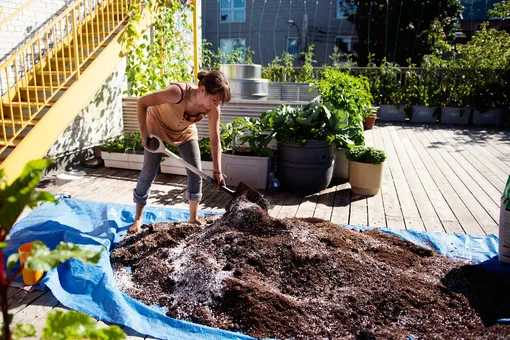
[
  {"x1": 348, "y1": 160, "x2": 384, "y2": 196},
  {"x1": 363, "y1": 115, "x2": 377, "y2": 130}
]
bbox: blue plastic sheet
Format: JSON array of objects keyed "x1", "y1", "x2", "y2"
[{"x1": 5, "y1": 198, "x2": 510, "y2": 338}]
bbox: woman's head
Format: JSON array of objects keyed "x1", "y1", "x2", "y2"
[{"x1": 197, "y1": 70, "x2": 231, "y2": 109}]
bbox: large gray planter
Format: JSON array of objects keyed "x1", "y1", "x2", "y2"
[
  {"x1": 267, "y1": 82, "x2": 319, "y2": 102},
  {"x1": 440, "y1": 107, "x2": 470, "y2": 125},
  {"x1": 473, "y1": 109, "x2": 504, "y2": 126},
  {"x1": 410, "y1": 105, "x2": 437, "y2": 123},
  {"x1": 277, "y1": 140, "x2": 334, "y2": 194},
  {"x1": 379, "y1": 104, "x2": 406, "y2": 121}
]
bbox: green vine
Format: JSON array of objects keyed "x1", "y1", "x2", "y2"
[{"x1": 123, "y1": 0, "x2": 193, "y2": 97}]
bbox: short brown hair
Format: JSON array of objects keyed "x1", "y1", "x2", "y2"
[{"x1": 197, "y1": 70, "x2": 232, "y2": 104}]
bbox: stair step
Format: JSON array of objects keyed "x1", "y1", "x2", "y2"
[{"x1": 2, "y1": 116, "x2": 41, "y2": 126}]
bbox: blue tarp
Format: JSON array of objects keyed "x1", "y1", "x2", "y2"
[{"x1": 5, "y1": 198, "x2": 510, "y2": 339}]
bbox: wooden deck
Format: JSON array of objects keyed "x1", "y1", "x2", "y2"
[{"x1": 12, "y1": 123, "x2": 510, "y2": 339}]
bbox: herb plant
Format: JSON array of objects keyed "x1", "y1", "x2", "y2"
[{"x1": 346, "y1": 146, "x2": 387, "y2": 165}]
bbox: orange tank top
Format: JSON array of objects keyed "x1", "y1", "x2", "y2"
[{"x1": 145, "y1": 83, "x2": 201, "y2": 146}]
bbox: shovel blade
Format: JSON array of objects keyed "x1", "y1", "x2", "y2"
[{"x1": 233, "y1": 182, "x2": 269, "y2": 211}]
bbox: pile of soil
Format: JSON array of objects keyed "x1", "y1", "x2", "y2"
[{"x1": 111, "y1": 191, "x2": 510, "y2": 339}]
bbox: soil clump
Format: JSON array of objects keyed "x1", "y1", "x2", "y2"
[{"x1": 111, "y1": 193, "x2": 510, "y2": 339}]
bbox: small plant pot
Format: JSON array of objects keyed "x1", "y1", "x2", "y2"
[
  {"x1": 348, "y1": 160, "x2": 384, "y2": 196},
  {"x1": 379, "y1": 105, "x2": 406, "y2": 122},
  {"x1": 440, "y1": 107, "x2": 469, "y2": 125},
  {"x1": 363, "y1": 115, "x2": 377, "y2": 130},
  {"x1": 333, "y1": 148, "x2": 349, "y2": 179},
  {"x1": 19, "y1": 242, "x2": 44, "y2": 285}
]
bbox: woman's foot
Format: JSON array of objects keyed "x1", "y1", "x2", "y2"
[
  {"x1": 129, "y1": 218, "x2": 143, "y2": 233},
  {"x1": 189, "y1": 218, "x2": 205, "y2": 226}
]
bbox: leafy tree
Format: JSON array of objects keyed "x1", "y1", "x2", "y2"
[
  {"x1": 488, "y1": 0, "x2": 510, "y2": 19},
  {"x1": 340, "y1": 0, "x2": 463, "y2": 66}
]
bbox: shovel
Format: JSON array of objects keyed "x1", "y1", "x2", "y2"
[{"x1": 145, "y1": 134, "x2": 268, "y2": 210}]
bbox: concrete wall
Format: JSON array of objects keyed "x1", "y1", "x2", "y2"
[{"x1": 202, "y1": 0, "x2": 357, "y2": 66}]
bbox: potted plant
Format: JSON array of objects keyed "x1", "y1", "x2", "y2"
[
  {"x1": 363, "y1": 106, "x2": 378, "y2": 130},
  {"x1": 439, "y1": 61, "x2": 471, "y2": 125},
  {"x1": 313, "y1": 68, "x2": 369, "y2": 180},
  {"x1": 100, "y1": 132, "x2": 144, "y2": 170},
  {"x1": 405, "y1": 61, "x2": 441, "y2": 124},
  {"x1": 370, "y1": 59, "x2": 407, "y2": 121},
  {"x1": 220, "y1": 117, "x2": 273, "y2": 190},
  {"x1": 160, "y1": 138, "x2": 215, "y2": 176},
  {"x1": 346, "y1": 146, "x2": 387, "y2": 196}
]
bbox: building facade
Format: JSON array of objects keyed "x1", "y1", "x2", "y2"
[{"x1": 202, "y1": 0, "x2": 357, "y2": 66}]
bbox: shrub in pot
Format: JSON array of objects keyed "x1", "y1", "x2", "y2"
[
  {"x1": 100, "y1": 132, "x2": 144, "y2": 170},
  {"x1": 220, "y1": 117, "x2": 273, "y2": 190},
  {"x1": 370, "y1": 60, "x2": 407, "y2": 121},
  {"x1": 259, "y1": 101, "x2": 355, "y2": 194},
  {"x1": 346, "y1": 146, "x2": 386, "y2": 196},
  {"x1": 404, "y1": 61, "x2": 441, "y2": 123}
]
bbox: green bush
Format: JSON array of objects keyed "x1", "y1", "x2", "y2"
[
  {"x1": 346, "y1": 146, "x2": 387, "y2": 165},
  {"x1": 101, "y1": 132, "x2": 144, "y2": 153}
]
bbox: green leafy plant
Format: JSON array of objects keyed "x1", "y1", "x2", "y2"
[
  {"x1": 101, "y1": 132, "x2": 144, "y2": 153},
  {"x1": 258, "y1": 102, "x2": 355, "y2": 148},
  {"x1": 296, "y1": 45, "x2": 317, "y2": 82},
  {"x1": 123, "y1": 0, "x2": 193, "y2": 97},
  {"x1": 220, "y1": 118, "x2": 272, "y2": 157},
  {"x1": 314, "y1": 68, "x2": 372, "y2": 147},
  {"x1": 346, "y1": 146, "x2": 387, "y2": 165},
  {"x1": 0, "y1": 160, "x2": 123, "y2": 339},
  {"x1": 488, "y1": 1, "x2": 510, "y2": 19},
  {"x1": 198, "y1": 137, "x2": 212, "y2": 161},
  {"x1": 369, "y1": 59, "x2": 404, "y2": 106},
  {"x1": 262, "y1": 52, "x2": 296, "y2": 82}
]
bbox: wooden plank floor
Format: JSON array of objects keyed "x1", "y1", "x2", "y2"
[{"x1": 14, "y1": 122, "x2": 509, "y2": 339}]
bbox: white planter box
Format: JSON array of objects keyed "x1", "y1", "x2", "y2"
[
  {"x1": 473, "y1": 109, "x2": 504, "y2": 126},
  {"x1": 411, "y1": 105, "x2": 437, "y2": 123},
  {"x1": 160, "y1": 158, "x2": 214, "y2": 177},
  {"x1": 440, "y1": 107, "x2": 470, "y2": 125},
  {"x1": 379, "y1": 104, "x2": 406, "y2": 121},
  {"x1": 333, "y1": 148, "x2": 349, "y2": 179},
  {"x1": 222, "y1": 153, "x2": 270, "y2": 190},
  {"x1": 101, "y1": 151, "x2": 143, "y2": 170}
]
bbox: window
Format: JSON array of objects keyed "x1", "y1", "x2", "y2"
[
  {"x1": 220, "y1": 38, "x2": 246, "y2": 62},
  {"x1": 334, "y1": 36, "x2": 352, "y2": 64},
  {"x1": 336, "y1": 0, "x2": 355, "y2": 19},
  {"x1": 220, "y1": 0, "x2": 245, "y2": 23},
  {"x1": 286, "y1": 37, "x2": 300, "y2": 57}
]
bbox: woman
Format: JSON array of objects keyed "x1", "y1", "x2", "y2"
[{"x1": 129, "y1": 70, "x2": 231, "y2": 233}]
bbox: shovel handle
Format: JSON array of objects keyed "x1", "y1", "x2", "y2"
[{"x1": 151, "y1": 138, "x2": 236, "y2": 196}]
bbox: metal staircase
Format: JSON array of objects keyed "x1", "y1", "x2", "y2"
[{"x1": 0, "y1": 0, "x2": 151, "y2": 181}]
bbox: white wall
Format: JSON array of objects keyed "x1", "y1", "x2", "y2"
[
  {"x1": 0, "y1": 0, "x2": 69, "y2": 62},
  {"x1": 47, "y1": 58, "x2": 127, "y2": 158}
]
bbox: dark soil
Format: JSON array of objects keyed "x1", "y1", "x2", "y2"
[{"x1": 111, "y1": 191, "x2": 510, "y2": 339}]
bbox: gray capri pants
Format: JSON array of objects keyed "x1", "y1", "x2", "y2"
[{"x1": 133, "y1": 139, "x2": 202, "y2": 205}]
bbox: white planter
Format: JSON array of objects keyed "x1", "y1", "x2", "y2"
[
  {"x1": 379, "y1": 104, "x2": 406, "y2": 121},
  {"x1": 101, "y1": 151, "x2": 142, "y2": 170},
  {"x1": 333, "y1": 148, "x2": 349, "y2": 179},
  {"x1": 440, "y1": 107, "x2": 470, "y2": 125},
  {"x1": 221, "y1": 153, "x2": 270, "y2": 190},
  {"x1": 161, "y1": 158, "x2": 214, "y2": 177},
  {"x1": 411, "y1": 105, "x2": 437, "y2": 123},
  {"x1": 473, "y1": 109, "x2": 504, "y2": 126}
]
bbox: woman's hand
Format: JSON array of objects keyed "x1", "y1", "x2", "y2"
[
  {"x1": 214, "y1": 171, "x2": 225, "y2": 189},
  {"x1": 141, "y1": 133, "x2": 149, "y2": 148}
]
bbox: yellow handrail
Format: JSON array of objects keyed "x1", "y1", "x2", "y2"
[
  {"x1": 0, "y1": 0, "x2": 136, "y2": 155},
  {"x1": 0, "y1": 0, "x2": 34, "y2": 28}
]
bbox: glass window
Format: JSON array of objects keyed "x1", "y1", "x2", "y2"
[
  {"x1": 220, "y1": 0, "x2": 245, "y2": 23},
  {"x1": 286, "y1": 37, "x2": 300, "y2": 57},
  {"x1": 337, "y1": 0, "x2": 355, "y2": 19},
  {"x1": 220, "y1": 38, "x2": 246, "y2": 62}
]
